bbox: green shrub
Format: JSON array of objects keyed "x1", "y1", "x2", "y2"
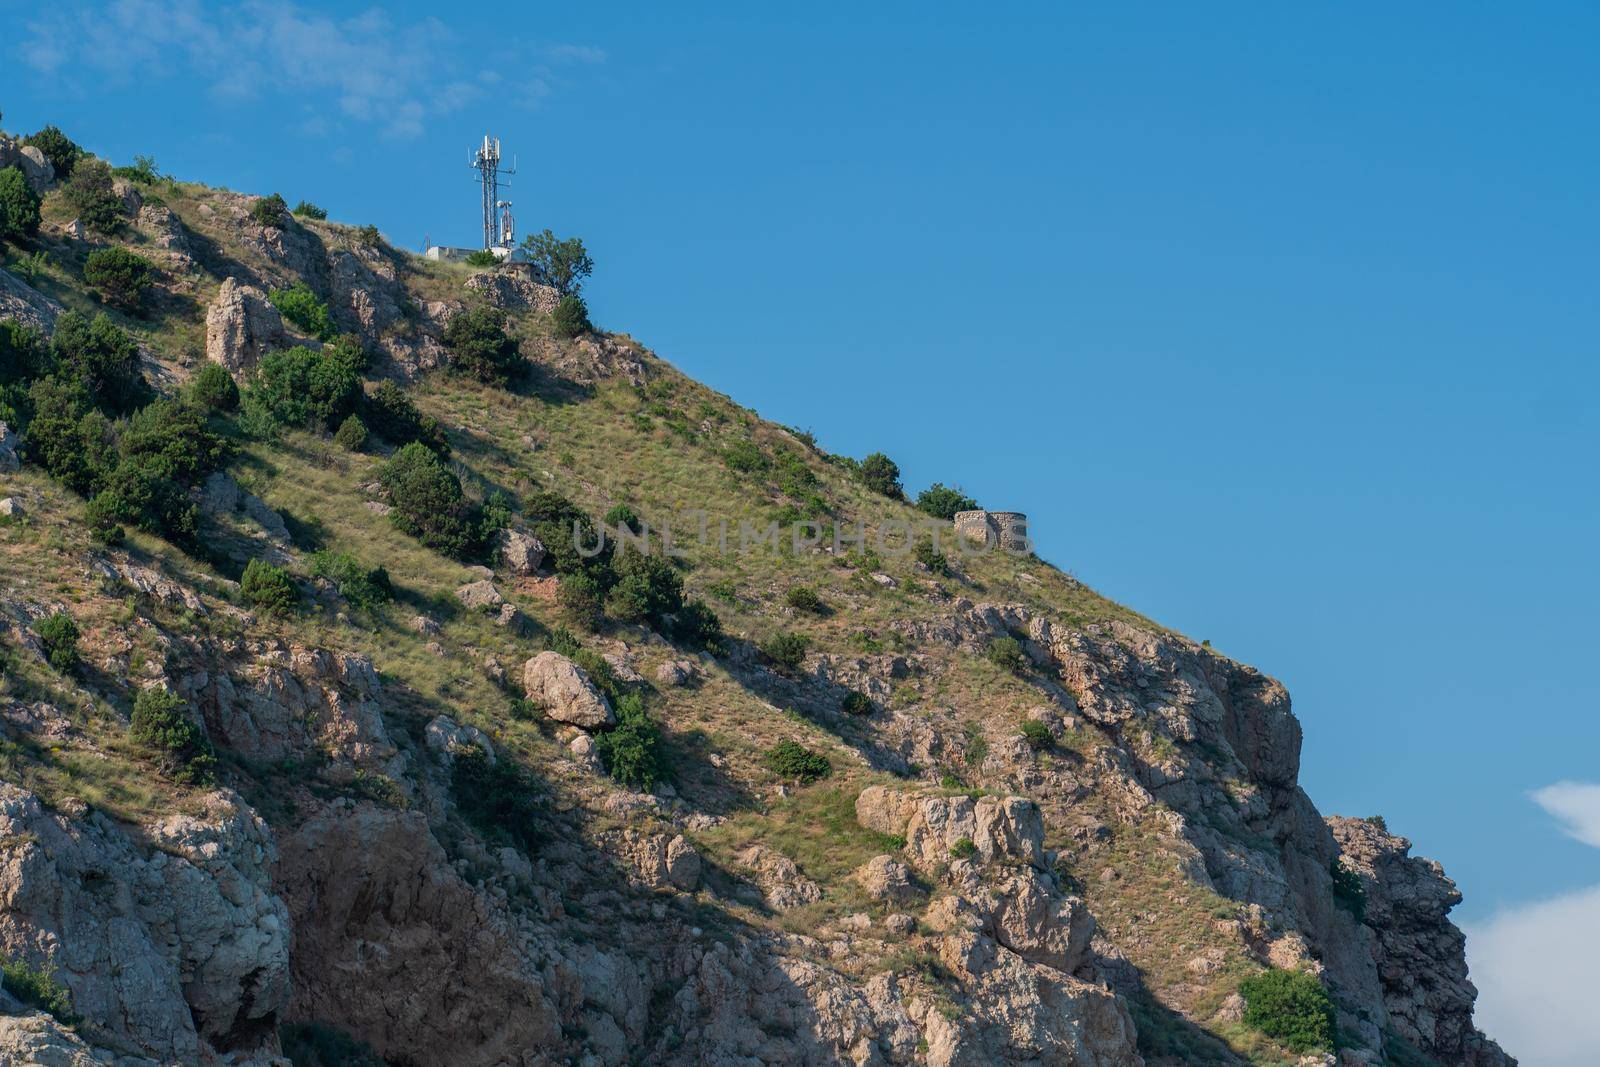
[
  {"x1": 23, "y1": 126, "x2": 82, "y2": 179},
  {"x1": 187, "y1": 362, "x2": 239, "y2": 411},
  {"x1": 556, "y1": 571, "x2": 604, "y2": 628},
  {"x1": 520, "y1": 229, "x2": 593, "y2": 295},
  {"x1": 269, "y1": 283, "x2": 336, "y2": 340},
  {"x1": 87, "y1": 454, "x2": 200, "y2": 546},
  {"x1": 765, "y1": 739, "x2": 831, "y2": 783},
  {"x1": 1331, "y1": 859, "x2": 1367, "y2": 922},
  {"x1": 603, "y1": 503, "x2": 640, "y2": 532},
  {"x1": 1019, "y1": 719, "x2": 1053, "y2": 751},
  {"x1": 119, "y1": 398, "x2": 231, "y2": 482},
  {"x1": 35, "y1": 613, "x2": 79, "y2": 673},
  {"x1": 443, "y1": 306, "x2": 522, "y2": 384},
  {"x1": 353, "y1": 223, "x2": 382, "y2": 247},
  {"x1": 0, "y1": 166, "x2": 42, "y2": 243},
  {"x1": 596, "y1": 692, "x2": 669, "y2": 790},
  {"x1": 240, "y1": 559, "x2": 297, "y2": 614},
  {"x1": 916, "y1": 482, "x2": 978, "y2": 520},
  {"x1": 464, "y1": 249, "x2": 498, "y2": 267},
  {"x1": 110, "y1": 154, "x2": 161, "y2": 183},
  {"x1": 785, "y1": 586, "x2": 825, "y2": 614},
  {"x1": 24, "y1": 376, "x2": 115, "y2": 494},
  {"x1": 987, "y1": 636, "x2": 1026, "y2": 673},
  {"x1": 841, "y1": 690, "x2": 874, "y2": 716},
  {"x1": 1237, "y1": 969, "x2": 1335, "y2": 1053},
  {"x1": 673, "y1": 598, "x2": 724, "y2": 653},
  {"x1": 860, "y1": 452, "x2": 903, "y2": 498},
  {"x1": 450, "y1": 746, "x2": 543, "y2": 853},
  {"x1": 61, "y1": 158, "x2": 123, "y2": 233},
  {"x1": 291, "y1": 200, "x2": 327, "y2": 220},
  {"x1": 50, "y1": 311, "x2": 147, "y2": 414},
  {"x1": 760, "y1": 631, "x2": 811, "y2": 675},
  {"x1": 550, "y1": 294, "x2": 591, "y2": 339},
  {"x1": 1, "y1": 956, "x2": 78, "y2": 1025},
  {"x1": 308, "y1": 550, "x2": 391, "y2": 610},
  {"x1": 606, "y1": 551, "x2": 683, "y2": 626},
  {"x1": 722, "y1": 439, "x2": 768, "y2": 473},
  {"x1": 249, "y1": 192, "x2": 288, "y2": 227},
  {"x1": 913, "y1": 536, "x2": 951, "y2": 576},
  {"x1": 333, "y1": 414, "x2": 368, "y2": 451},
  {"x1": 380, "y1": 442, "x2": 476, "y2": 558},
  {"x1": 130, "y1": 687, "x2": 215, "y2": 785},
  {"x1": 949, "y1": 837, "x2": 977, "y2": 860},
  {"x1": 242, "y1": 345, "x2": 361, "y2": 432},
  {"x1": 1364, "y1": 814, "x2": 1388, "y2": 831},
  {"x1": 83, "y1": 247, "x2": 155, "y2": 310},
  {"x1": 362, "y1": 381, "x2": 448, "y2": 455}
]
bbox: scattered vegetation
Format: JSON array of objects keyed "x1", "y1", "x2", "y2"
[
  {"x1": 1019, "y1": 719, "x2": 1053, "y2": 751},
  {"x1": 35, "y1": 613, "x2": 79, "y2": 674},
  {"x1": 111, "y1": 154, "x2": 161, "y2": 184},
  {"x1": 363, "y1": 380, "x2": 448, "y2": 455},
  {"x1": 333, "y1": 414, "x2": 368, "y2": 451},
  {"x1": 913, "y1": 536, "x2": 951, "y2": 576},
  {"x1": 250, "y1": 192, "x2": 288, "y2": 227},
  {"x1": 915, "y1": 482, "x2": 977, "y2": 520},
  {"x1": 785, "y1": 585, "x2": 825, "y2": 614},
  {"x1": 443, "y1": 306, "x2": 522, "y2": 384},
  {"x1": 450, "y1": 746, "x2": 543, "y2": 853},
  {"x1": 291, "y1": 200, "x2": 327, "y2": 220},
  {"x1": 269, "y1": 282, "x2": 337, "y2": 340},
  {"x1": 61, "y1": 158, "x2": 124, "y2": 233},
  {"x1": 1, "y1": 956, "x2": 78, "y2": 1025},
  {"x1": 83, "y1": 247, "x2": 155, "y2": 310},
  {"x1": 551, "y1": 294, "x2": 591, "y2": 339},
  {"x1": 308, "y1": 550, "x2": 391, "y2": 610},
  {"x1": 186, "y1": 363, "x2": 239, "y2": 412},
  {"x1": 949, "y1": 837, "x2": 977, "y2": 860},
  {"x1": 129, "y1": 687, "x2": 216, "y2": 785},
  {"x1": 23, "y1": 125, "x2": 82, "y2": 178},
  {"x1": 860, "y1": 452, "x2": 903, "y2": 498},
  {"x1": 0, "y1": 166, "x2": 42, "y2": 243},
  {"x1": 986, "y1": 636, "x2": 1027, "y2": 673},
  {"x1": 240, "y1": 343, "x2": 361, "y2": 433},
  {"x1": 240, "y1": 559, "x2": 298, "y2": 614},
  {"x1": 1237, "y1": 969, "x2": 1335, "y2": 1053},
  {"x1": 760, "y1": 631, "x2": 811, "y2": 676},
  {"x1": 1331, "y1": 859, "x2": 1367, "y2": 922},
  {"x1": 765, "y1": 740, "x2": 831, "y2": 784},
  {"x1": 380, "y1": 442, "x2": 493, "y2": 560},
  {"x1": 520, "y1": 229, "x2": 594, "y2": 295},
  {"x1": 464, "y1": 249, "x2": 498, "y2": 267},
  {"x1": 596, "y1": 692, "x2": 669, "y2": 791},
  {"x1": 841, "y1": 691, "x2": 874, "y2": 716}
]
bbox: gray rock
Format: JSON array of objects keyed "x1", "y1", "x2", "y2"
[
  {"x1": 495, "y1": 526, "x2": 547, "y2": 575},
  {"x1": 455, "y1": 579, "x2": 504, "y2": 612},
  {"x1": 522, "y1": 651, "x2": 613, "y2": 729},
  {"x1": 204, "y1": 277, "x2": 286, "y2": 371},
  {"x1": 424, "y1": 716, "x2": 494, "y2": 762},
  {"x1": 0, "y1": 423, "x2": 20, "y2": 474}
]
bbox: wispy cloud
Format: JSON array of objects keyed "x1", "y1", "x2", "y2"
[
  {"x1": 1531, "y1": 780, "x2": 1600, "y2": 849},
  {"x1": 14, "y1": 0, "x2": 602, "y2": 139},
  {"x1": 1463, "y1": 781, "x2": 1600, "y2": 1067}
]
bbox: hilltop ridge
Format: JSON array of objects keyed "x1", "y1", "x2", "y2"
[{"x1": 0, "y1": 126, "x2": 1512, "y2": 1067}]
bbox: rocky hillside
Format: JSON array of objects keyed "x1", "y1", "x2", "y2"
[{"x1": 0, "y1": 127, "x2": 1514, "y2": 1066}]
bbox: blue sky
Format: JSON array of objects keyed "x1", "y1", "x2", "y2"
[{"x1": 4, "y1": 2, "x2": 1597, "y2": 1051}]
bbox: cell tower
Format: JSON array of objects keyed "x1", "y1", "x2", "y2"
[{"x1": 470, "y1": 135, "x2": 516, "y2": 250}]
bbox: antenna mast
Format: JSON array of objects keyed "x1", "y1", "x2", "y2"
[{"x1": 470, "y1": 135, "x2": 517, "y2": 250}]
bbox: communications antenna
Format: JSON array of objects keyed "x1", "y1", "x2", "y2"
[{"x1": 469, "y1": 135, "x2": 517, "y2": 249}]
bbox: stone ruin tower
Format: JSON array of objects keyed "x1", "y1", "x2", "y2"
[{"x1": 953, "y1": 510, "x2": 1031, "y2": 553}]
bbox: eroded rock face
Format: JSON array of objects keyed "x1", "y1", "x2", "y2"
[
  {"x1": 0, "y1": 134, "x2": 54, "y2": 193},
  {"x1": 205, "y1": 277, "x2": 286, "y2": 371},
  {"x1": 0, "y1": 785, "x2": 290, "y2": 1064},
  {"x1": 0, "y1": 422, "x2": 21, "y2": 473},
  {"x1": 523, "y1": 651, "x2": 614, "y2": 729},
  {"x1": 1329, "y1": 817, "x2": 1515, "y2": 1067},
  {"x1": 0, "y1": 266, "x2": 63, "y2": 335},
  {"x1": 465, "y1": 267, "x2": 560, "y2": 314},
  {"x1": 496, "y1": 526, "x2": 547, "y2": 575}
]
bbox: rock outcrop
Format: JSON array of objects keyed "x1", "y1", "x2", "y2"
[
  {"x1": 523, "y1": 651, "x2": 614, "y2": 729},
  {"x1": 205, "y1": 277, "x2": 287, "y2": 371}
]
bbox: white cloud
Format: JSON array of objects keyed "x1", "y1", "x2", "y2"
[
  {"x1": 1531, "y1": 780, "x2": 1600, "y2": 849},
  {"x1": 14, "y1": 1, "x2": 601, "y2": 139},
  {"x1": 1462, "y1": 781, "x2": 1600, "y2": 1067}
]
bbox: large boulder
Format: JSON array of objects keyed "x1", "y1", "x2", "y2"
[
  {"x1": 522, "y1": 651, "x2": 614, "y2": 729},
  {"x1": 0, "y1": 266, "x2": 63, "y2": 335},
  {"x1": 454, "y1": 579, "x2": 504, "y2": 612},
  {"x1": 464, "y1": 267, "x2": 560, "y2": 314},
  {"x1": 495, "y1": 526, "x2": 546, "y2": 575},
  {"x1": 0, "y1": 134, "x2": 55, "y2": 193},
  {"x1": 0, "y1": 422, "x2": 20, "y2": 473},
  {"x1": 204, "y1": 277, "x2": 286, "y2": 371}
]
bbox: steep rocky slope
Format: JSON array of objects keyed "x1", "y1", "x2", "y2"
[{"x1": 0, "y1": 130, "x2": 1513, "y2": 1066}]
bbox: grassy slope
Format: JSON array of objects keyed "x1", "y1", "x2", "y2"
[{"x1": 0, "y1": 170, "x2": 1308, "y2": 1064}]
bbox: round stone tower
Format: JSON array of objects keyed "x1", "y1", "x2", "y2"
[{"x1": 952, "y1": 510, "x2": 1030, "y2": 553}]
